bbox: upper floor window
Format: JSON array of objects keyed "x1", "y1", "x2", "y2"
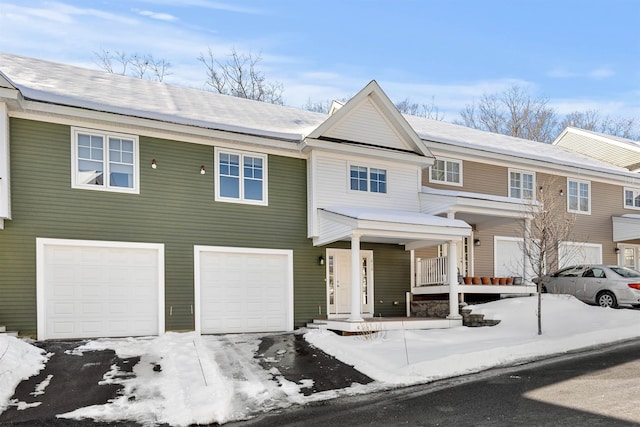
[
  {"x1": 215, "y1": 148, "x2": 268, "y2": 205},
  {"x1": 509, "y1": 169, "x2": 535, "y2": 199},
  {"x1": 624, "y1": 188, "x2": 640, "y2": 210},
  {"x1": 567, "y1": 178, "x2": 590, "y2": 214},
  {"x1": 429, "y1": 158, "x2": 461, "y2": 186},
  {"x1": 349, "y1": 165, "x2": 387, "y2": 193},
  {"x1": 71, "y1": 127, "x2": 139, "y2": 193}
]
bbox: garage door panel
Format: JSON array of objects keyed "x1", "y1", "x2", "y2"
[
  {"x1": 197, "y1": 248, "x2": 291, "y2": 334},
  {"x1": 39, "y1": 240, "x2": 162, "y2": 340}
]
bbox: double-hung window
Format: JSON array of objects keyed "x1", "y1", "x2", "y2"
[
  {"x1": 567, "y1": 178, "x2": 590, "y2": 214},
  {"x1": 624, "y1": 188, "x2": 640, "y2": 210},
  {"x1": 429, "y1": 158, "x2": 461, "y2": 186},
  {"x1": 509, "y1": 169, "x2": 535, "y2": 199},
  {"x1": 215, "y1": 148, "x2": 268, "y2": 205},
  {"x1": 71, "y1": 127, "x2": 139, "y2": 193},
  {"x1": 349, "y1": 165, "x2": 387, "y2": 193}
]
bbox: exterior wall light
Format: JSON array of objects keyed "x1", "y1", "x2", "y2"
[
  {"x1": 474, "y1": 239, "x2": 481, "y2": 247},
  {"x1": 318, "y1": 255, "x2": 325, "y2": 265},
  {"x1": 151, "y1": 159, "x2": 157, "y2": 169},
  {"x1": 615, "y1": 247, "x2": 621, "y2": 254},
  {"x1": 200, "y1": 165, "x2": 206, "y2": 175}
]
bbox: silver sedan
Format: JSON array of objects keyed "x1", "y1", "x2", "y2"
[{"x1": 535, "y1": 265, "x2": 640, "y2": 308}]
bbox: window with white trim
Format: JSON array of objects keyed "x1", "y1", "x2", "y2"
[
  {"x1": 349, "y1": 165, "x2": 387, "y2": 193},
  {"x1": 567, "y1": 178, "x2": 590, "y2": 214},
  {"x1": 215, "y1": 148, "x2": 268, "y2": 205},
  {"x1": 624, "y1": 188, "x2": 640, "y2": 210},
  {"x1": 429, "y1": 158, "x2": 461, "y2": 186},
  {"x1": 71, "y1": 127, "x2": 139, "y2": 193},
  {"x1": 509, "y1": 169, "x2": 535, "y2": 199}
]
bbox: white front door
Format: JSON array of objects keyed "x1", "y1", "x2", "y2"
[{"x1": 326, "y1": 249, "x2": 374, "y2": 316}]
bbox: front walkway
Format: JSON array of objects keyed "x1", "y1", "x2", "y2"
[{"x1": 308, "y1": 316, "x2": 463, "y2": 333}]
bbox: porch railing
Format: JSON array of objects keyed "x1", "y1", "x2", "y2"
[{"x1": 416, "y1": 256, "x2": 448, "y2": 286}]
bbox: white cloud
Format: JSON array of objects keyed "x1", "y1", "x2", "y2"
[
  {"x1": 138, "y1": 10, "x2": 178, "y2": 22},
  {"x1": 547, "y1": 65, "x2": 615, "y2": 80},
  {"x1": 139, "y1": 0, "x2": 262, "y2": 15}
]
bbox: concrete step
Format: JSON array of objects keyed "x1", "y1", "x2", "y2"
[
  {"x1": 0, "y1": 325, "x2": 19, "y2": 337},
  {"x1": 306, "y1": 320, "x2": 328, "y2": 330}
]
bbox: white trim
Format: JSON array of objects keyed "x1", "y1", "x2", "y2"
[
  {"x1": 193, "y1": 245, "x2": 294, "y2": 334},
  {"x1": 428, "y1": 157, "x2": 463, "y2": 187},
  {"x1": 508, "y1": 168, "x2": 536, "y2": 200},
  {"x1": 0, "y1": 102, "x2": 10, "y2": 220},
  {"x1": 70, "y1": 127, "x2": 140, "y2": 194},
  {"x1": 36, "y1": 238, "x2": 165, "y2": 340},
  {"x1": 214, "y1": 147, "x2": 268, "y2": 206},
  {"x1": 566, "y1": 177, "x2": 591, "y2": 215}
]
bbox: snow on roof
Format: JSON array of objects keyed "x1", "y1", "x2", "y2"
[
  {"x1": 404, "y1": 115, "x2": 637, "y2": 178},
  {"x1": 0, "y1": 53, "x2": 637, "y2": 180},
  {"x1": 421, "y1": 185, "x2": 532, "y2": 205},
  {"x1": 0, "y1": 53, "x2": 326, "y2": 141},
  {"x1": 323, "y1": 206, "x2": 471, "y2": 229}
]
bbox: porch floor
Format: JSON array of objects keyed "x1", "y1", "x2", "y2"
[{"x1": 308, "y1": 316, "x2": 462, "y2": 333}]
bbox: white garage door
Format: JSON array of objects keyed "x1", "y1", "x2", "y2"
[
  {"x1": 195, "y1": 246, "x2": 293, "y2": 334},
  {"x1": 494, "y1": 236, "x2": 530, "y2": 277},
  {"x1": 37, "y1": 238, "x2": 164, "y2": 340}
]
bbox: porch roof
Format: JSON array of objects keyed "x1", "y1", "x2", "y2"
[
  {"x1": 314, "y1": 206, "x2": 471, "y2": 248},
  {"x1": 613, "y1": 214, "x2": 640, "y2": 242},
  {"x1": 419, "y1": 186, "x2": 536, "y2": 223}
]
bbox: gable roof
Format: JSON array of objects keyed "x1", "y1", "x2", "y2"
[
  {"x1": 0, "y1": 53, "x2": 326, "y2": 142},
  {"x1": 0, "y1": 53, "x2": 638, "y2": 182},
  {"x1": 307, "y1": 80, "x2": 433, "y2": 158},
  {"x1": 405, "y1": 115, "x2": 637, "y2": 179},
  {"x1": 552, "y1": 126, "x2": 640, "y2": 171}
]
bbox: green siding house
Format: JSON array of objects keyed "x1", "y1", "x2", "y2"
[{"x1": 0, "y1": 54, "x2": 471, "y2": 339}]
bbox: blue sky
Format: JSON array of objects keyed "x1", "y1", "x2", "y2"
[{"x1": 1, "y1": 0, "x2": 639, "y2": 121}]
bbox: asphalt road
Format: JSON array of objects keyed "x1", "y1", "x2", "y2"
[{"x1": 233, "y1": 339, "x2": 640, "y2": 427}]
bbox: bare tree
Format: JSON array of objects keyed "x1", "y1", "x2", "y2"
[
  {"x1": 93, "y1": 49, "x2": 171, "y2": 82},
  {"x1": 560, "y1": 109, "x2": 639, "y2": 140},
  {"x1": 521, "y1": 177, "x2": 577, "y2": 335},
  {"x1": 302, "y1": 98, "x2": 332, "y2": 113},
  {"x1": 456, "y1": 85, "x2": 559, "y2": 143},
  {"x1": 395, "y1": 97, "x2": 444, "y2": 120},
  {"x1": 198, "y1": 47, "x2": 284, "y2": 105}
]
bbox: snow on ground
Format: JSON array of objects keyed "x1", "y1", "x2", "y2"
[
  {"x1": 2, "y1": 294, "x2": 640, "y2": 426},
  {"x1": 0, "y1": 335, "x2": 48, "y2": 412}
]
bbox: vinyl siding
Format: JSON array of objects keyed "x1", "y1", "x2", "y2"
[
  {"x1": 311, "y1": 152, "x2": 420, "y2": 234},
  {"x1": 0, "y1": 118, "x2": 324, "y2": 336},
  {"x1": 425, "y1": 160, "x2": 509, "y2": 197},
  {"x1": 324, "y1": 99, "x2": 406, "y2": 150}
]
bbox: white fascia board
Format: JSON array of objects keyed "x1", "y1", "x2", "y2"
[
  {"x1": 302, "y1": 138, "x2": 434, "y2": 166},
  {"x1": 10, "y1": 101, "x2": 307, "y2": 159},
  {"x1": 0, "y1": 102, "x2": 10, "y2": 220}
]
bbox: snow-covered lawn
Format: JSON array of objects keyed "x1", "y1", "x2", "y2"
[{"x1": 2, "y1": 294, "x2": 640, "y2": 426}]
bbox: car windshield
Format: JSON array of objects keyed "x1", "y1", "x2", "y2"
[{"x1": 609, "y1": 266, "x2": 640, "y2": 278}]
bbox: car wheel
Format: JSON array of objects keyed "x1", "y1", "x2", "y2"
[
  {"x1": 632, "y1": 304, "x2": 640, "y2": 309},
  {"x1": 596, "y1": 291, "x2": 617, "y2": 308}
]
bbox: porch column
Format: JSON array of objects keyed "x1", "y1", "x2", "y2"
[
  {"x1": 350, "y1": 234, "x2": 363, "y2": 322},
  {"x1": 524, "y1": 218, "x2": 532, "y2": 285},
  {"x1": 447, "y1": 239, "x2": 461, "y2": 319}
]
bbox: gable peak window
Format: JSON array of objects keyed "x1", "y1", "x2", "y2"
[
  {"x1": 429, "y1": 158, "x2": 461, "y2": 186},
  {"x1": 215, "y1": 148, "x2": 268, "y2": 205},
  {"x1": 72, "y1": 127, "x2": 139, "y2": 193},
  {"x1": 349, "y1": 165, "x2": 387, "y2": 194}
]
